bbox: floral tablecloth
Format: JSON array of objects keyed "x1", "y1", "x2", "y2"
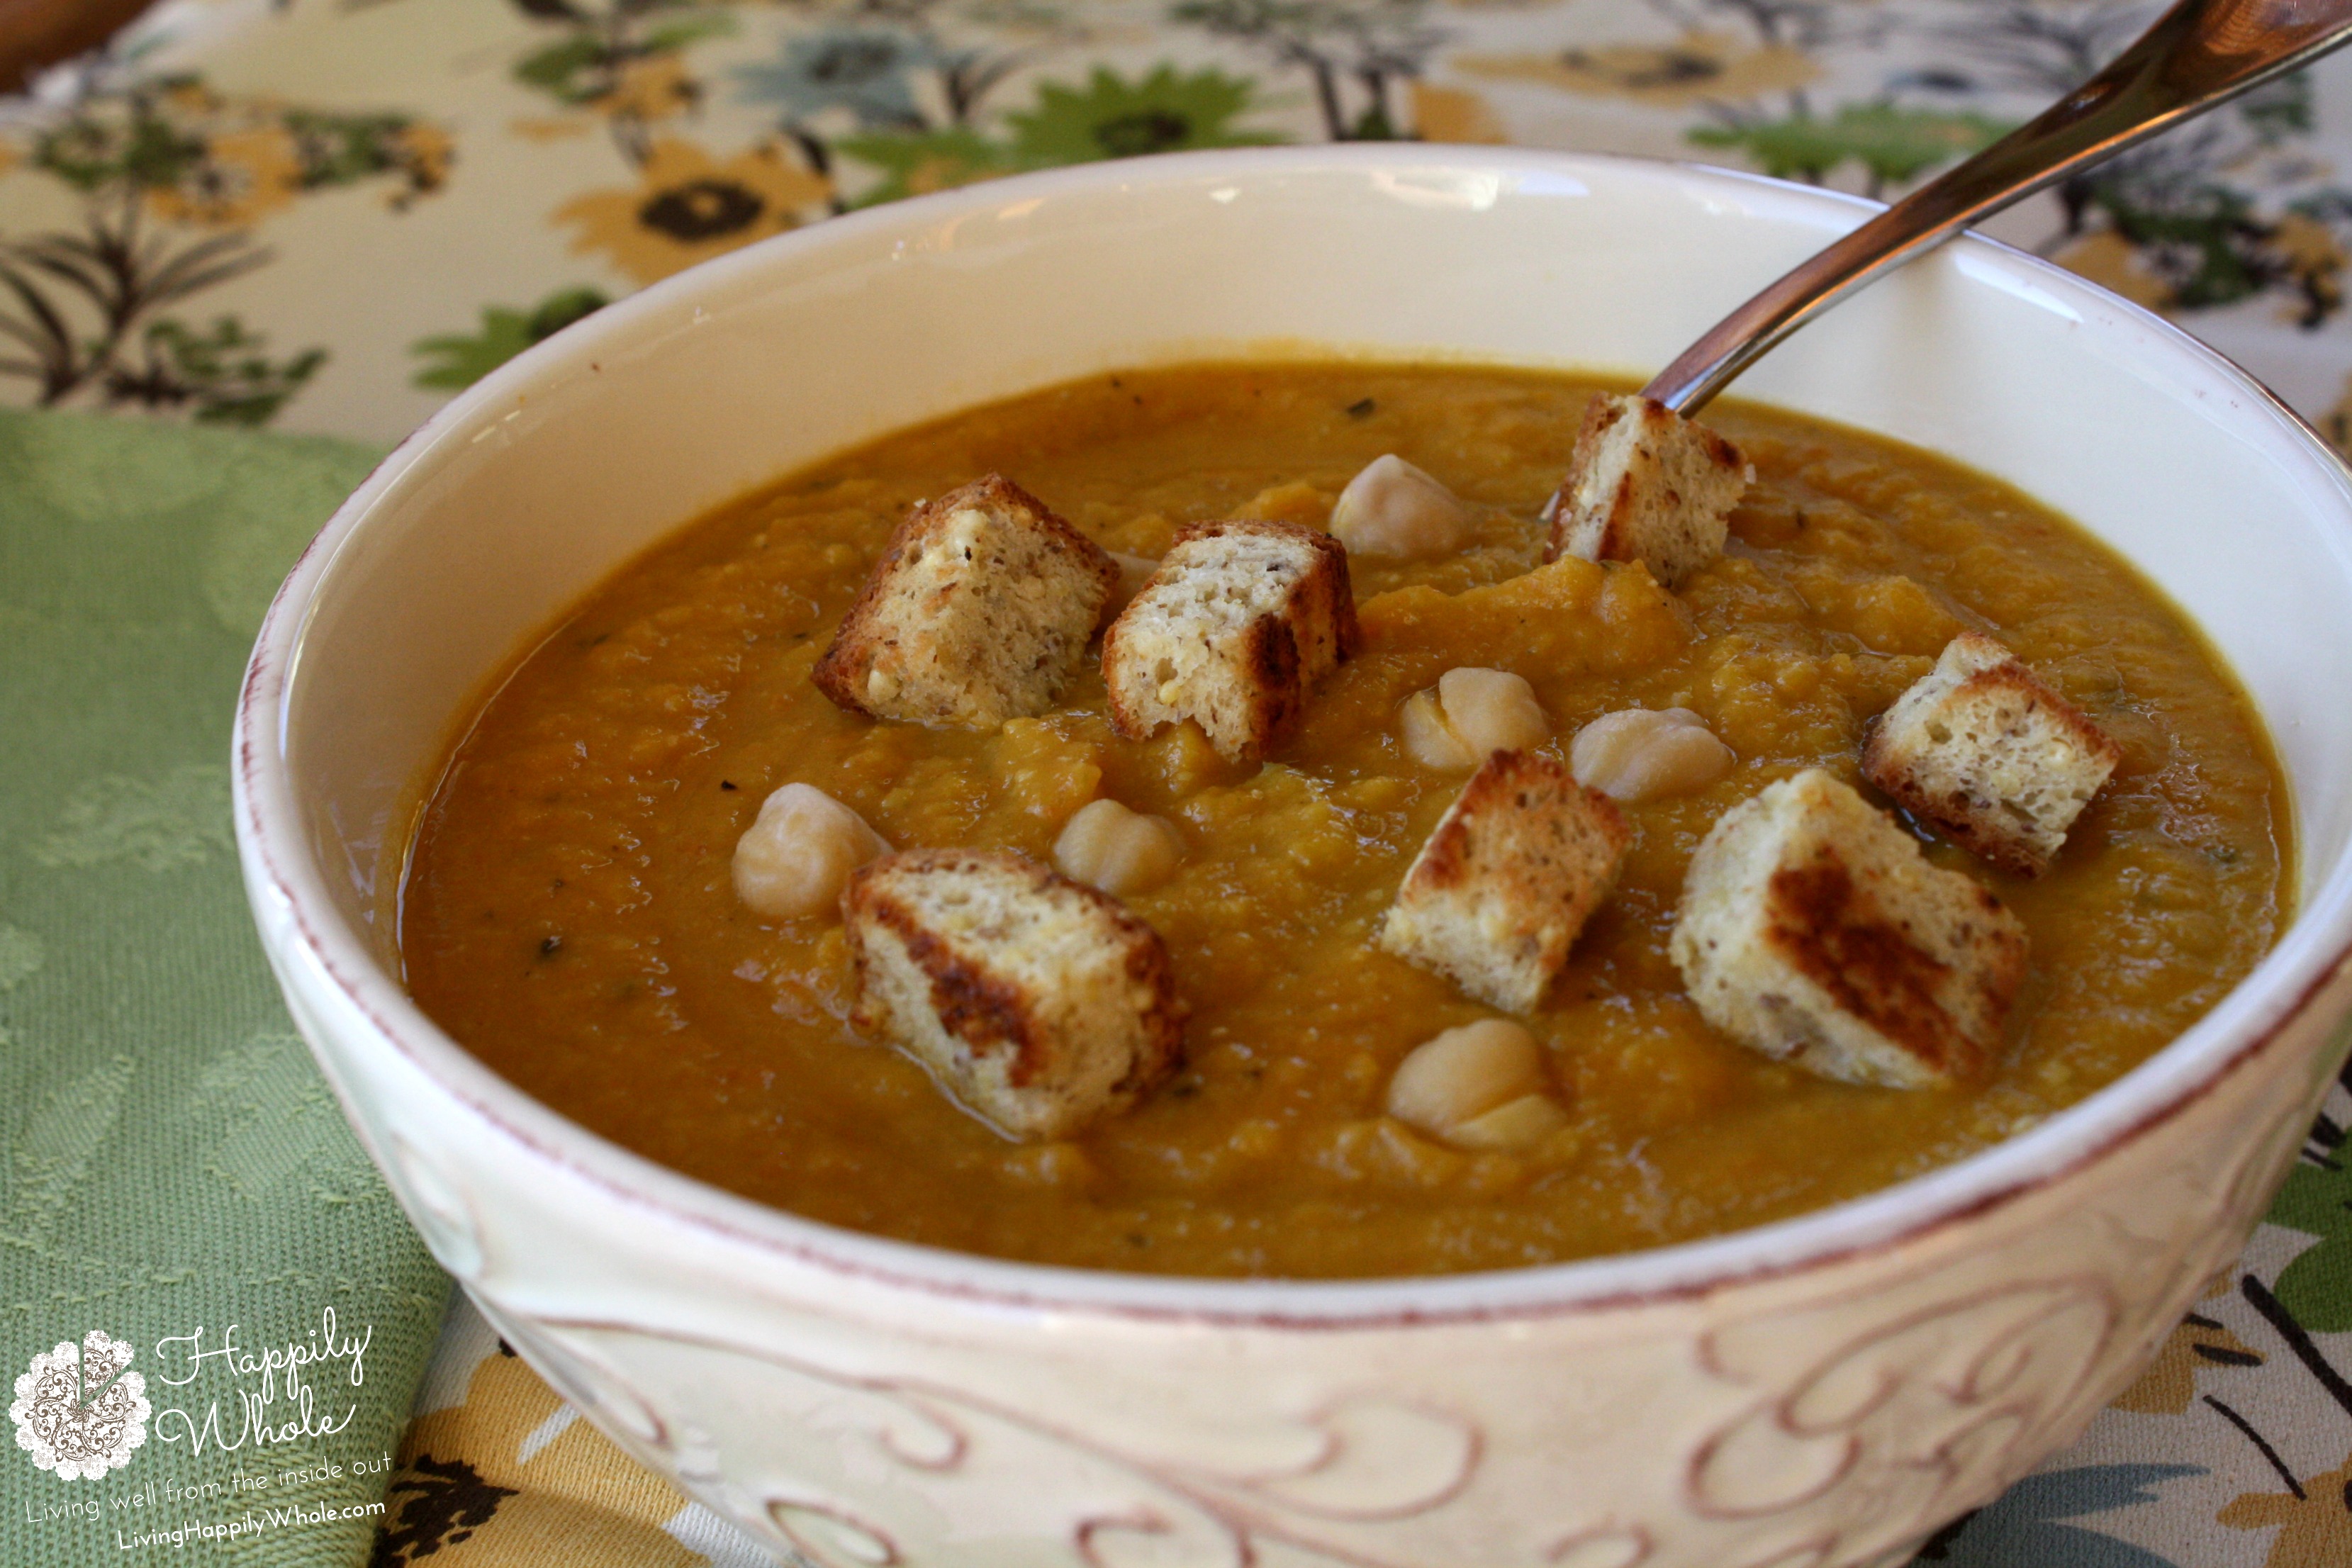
[{"x1": 7, "y1": 2, "x2": 2352, "y2": 1564}]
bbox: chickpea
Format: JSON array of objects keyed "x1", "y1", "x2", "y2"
[
  {"x1": 732, "y1": 784, "x2": 890, "y2": 919},
  {"x1": 1054, "y1": 797, "x2": 1185, "y2": 897},
  {"x1": 1387, "y1": 1019, "x2": 1567, "y2": 1150},
  {"x1": 1401, "y1": 667, "x2": 1552, "y2": 771},
  {"x1": 1571, "y1": 707, "x2": 1735, "y2": 802},
  {"x1": 1448, "y1": 1092, "x2": 1572, "y2": 1152},
  {"x1": 1329, "y1": 454, "x2": 1470, "y2": 560}
]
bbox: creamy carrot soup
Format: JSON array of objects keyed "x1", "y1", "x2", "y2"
[{"x1": 399, "y1": 364, "x2": 2287, "y2": 1278}]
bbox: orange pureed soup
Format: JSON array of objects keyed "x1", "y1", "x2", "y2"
[{"x1": 401, "y1": 364, "x2": 2288, "y2": 1278}]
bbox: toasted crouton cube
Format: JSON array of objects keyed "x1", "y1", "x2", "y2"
[
  {"x1": 1669, "y1": 769, "x2": 2027, "y2": 1090},
  {"x1": 1861, "y1": 632, "x2": 2123, "y2": 878},
  {"x1": 813, "y1": 475, "x2": 1119, "y2": 729},
  {"x1": 842, "y1": 849, "x2": 1186, "y2": 1140},
  {"x1": 1377, "y1": 751, "x2": 1628, "y2": 1014},
  {"x1": 1543, "y1": 394, "x2": 1747, "y2": 588},
  {"x1": 1101, "y1": 518, "x2": 1360, "y2": 762}
]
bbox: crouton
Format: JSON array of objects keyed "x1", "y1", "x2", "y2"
[
  {"x1": 813, "y1": 475, "x2": 1119, "y2": 729},
  {"x1": 1377, "y1": 751, "x2": 1628, "y2": 1014},
  {"x1": 1861, "y1": 632, "x2": 2123, "y2": 878},
  {"x1": 1669, "y1": 769, "x2": 2027, "y2": 1090},
  {"x1": 1101, "y1": 518, "x2": 1360, "y2": 762},
  {"x1": 842, "y1": 849, "x2": 1186, "y2": 1141},
  {"x1": 1542, "y1": 394, "x2": 1747, "y2": 588}
]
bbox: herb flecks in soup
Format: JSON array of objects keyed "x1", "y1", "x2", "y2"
[{"x1": 401, "y1": 364, "x2": 2287, "y2": 1279}]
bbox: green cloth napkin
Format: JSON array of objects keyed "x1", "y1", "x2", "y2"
[{"x1": 0, "y1": 408, "x2": 449, "y2": 1565}]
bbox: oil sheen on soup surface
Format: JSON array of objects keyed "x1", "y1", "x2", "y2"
[{"x1": 400, "y1": 364, "x2": 2287, "y2": 1279}]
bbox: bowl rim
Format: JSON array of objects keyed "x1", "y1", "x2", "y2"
[{"x1": 236, "y1": 142, "x2": 2352, "y2": 1328}]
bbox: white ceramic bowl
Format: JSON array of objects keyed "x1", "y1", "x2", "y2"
[{"x1": 235, "y1": 147, "x2": 2352, "y2": 1568}]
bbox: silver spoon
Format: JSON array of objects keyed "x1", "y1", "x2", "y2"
[{"x1": 1647, "y1": 0, "x2": 2352, "y2": 415}]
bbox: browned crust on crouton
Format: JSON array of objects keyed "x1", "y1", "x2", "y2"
[
  {"x1": 1379, "y1": 750, "x2": 1629, "y2": 1012},
  {"x1": 1860, "y1": 639, "x2": 2124, "y2": 878},
  {"x1": 1543, "y1": 395, "x2": 1744, "y2": 569},
  {"x1": 812, "y1": 474, "x2": 1119, "y2": 717},
  {"x1": 842, "y1": 849, "x2": 1185, "y2": 1095},
  {"x1": 1763, "y1": 850, "x2": 2022, "y2": 1083},
  {"x1": 854, "y1": 885, "x2": 1044, "y2": 1082},
  {"x1": 1669, "y1": 769, "x2": 2026, "y2": 1090},
  {"x1": 1101, "y1": 517, "x2": 1361, "y2": 761},
  {"x1": 1409, "y1": 749, "x2": 1628, "y2": 894}
]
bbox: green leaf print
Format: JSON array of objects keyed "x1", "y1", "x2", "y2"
[
  {"x1": 194, "y1": 1032, "x2": 342, "y2": 1200},
  {"x1": 31, "y1": 83, "x2": 206, "y2": 194},
  {"x1": 1004, "y1": 66, "x2": 1283, "y2": 164},
  {"x1": 109, "y1": 316, "x2": 327, "y2": 426},
  {"x1": 836, "y1": 127, "x2": 1020, "y2": 206},
  {"x1": 840, "y1": 66, "x2": 1284, "y2": 206},
  {"x1": 5, "y1": 1055, "x2": 137, "y2": 1249},
  {"x1": 32, "y1": 763, "x2": 233, "y2": 873},
  {"x1": 2270, "y1": 1150, "x2": 2352, "y2": 1332},
  {"x1": 411, "y1": 287, "x2": 610, "y2": 391},
  {"x1": 514, "y1": 36, "x2": 616, "y2": 105},
  {"x1": 0, "y1": 922, "x2": 45, "y2": 994},
  {"x1": 1690, "y1": 103, "x2": 2011, "y2": 194},
  {"x1": 281, "y1": 108, "x2": 431, "y2": 189}
]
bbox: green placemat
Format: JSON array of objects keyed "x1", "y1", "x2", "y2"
[{"x1": 0, "y1": 408, "x2": 449, "y2": 1565}]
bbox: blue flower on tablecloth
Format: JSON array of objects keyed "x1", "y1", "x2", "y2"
[
  {"x1": 1912, "y1": 1465, "x2": 2200, "y2": 1566},
  {"x1": 735, "y1": 29, "x2": 932, "y2": 130}
]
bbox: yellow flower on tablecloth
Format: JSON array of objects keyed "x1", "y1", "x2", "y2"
[
  {"x1": 2219, "y1": 1446, "x2": 2352, "y2": 1567},
  {"x1": 511, "y1": 118, "x2": 597, "y2": 142},
  {"x1": 2052, "y1": 231, "x2": 2175, "y2": 313},
  {"x1": 159, "y1": 79, "x2": 225, "y2": 120},
  {"x1": 1411, "y1": 83, "x2": 1507, "y2": 145},
  {"x1": 391, "y1": 122, "x2": 457, "y2": 205},
  {"x1": 891, "y1": 141, "x2": 1013, "y2": 198},
  {"x1": 598, "y1": 56, "x2": 700, "y2": 124},
  {"x1": 2322, "y1": 372, "x2": 2352, "y2": 457},
  {"x1": 2270, "y1": 212, "x2": 2347, "y2": 325},
  {"x1": 2110, "y1": 1298, "x2": 2262, "y2": 1413},
  {"x1": 1455, "y1": 33, "x2": 1818, "y2": 109},
  {"x1": 145, "y1": 125, "x2": 303, "y2": 228},
  {"x1": 554, "y1": 138, "x2": 831, "y2": 286},
  {"x1": 374, "y1": 1347, "x2": 701, "y2": 1566}
]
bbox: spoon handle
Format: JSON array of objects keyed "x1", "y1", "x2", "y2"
[{"x1": 1645, "y1": 0, "x2": 2352, "y2": 415}]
